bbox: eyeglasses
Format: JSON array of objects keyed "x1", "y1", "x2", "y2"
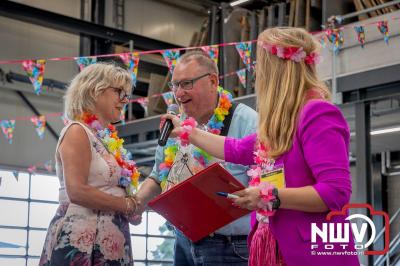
[
  {"x1": 168, "y1": 73, "x2": 211, "y2": 91},
  {"x1": 111, "y1": 87, "x2": 131, "y2": 101}
]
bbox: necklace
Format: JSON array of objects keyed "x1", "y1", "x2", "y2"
[
  {"x1": 159, "y1": 86, "x2": 233, "y2": 190},
  {"x1": 78, "y1": 112, "x2": 140, "y2": 195}
]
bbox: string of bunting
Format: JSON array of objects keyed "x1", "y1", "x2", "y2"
[
  {"x1": 1, "y1": 16, "x2": 399, "y2": 143},
  {"x1": 0, "y1": 15, "x2": 397, "y2": 95},
  {"x1": 0, "y1": 69, "x2": 241, "y2": 144},
  {"x1": 0, "y1": 159, "x2": 55, "y2": 188}
]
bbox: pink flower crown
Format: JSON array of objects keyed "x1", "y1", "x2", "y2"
[{"x1": 259, "y1": 42, "x2": 321, "y2": 65}]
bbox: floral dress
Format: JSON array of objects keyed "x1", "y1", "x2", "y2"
[{"x1": 39, "y1": 122, "x2": 133, "y2": 266}]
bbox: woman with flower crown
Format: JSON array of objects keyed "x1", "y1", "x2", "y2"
[
  {"x1": 164, "y1": 27, "x2": 360, "y2": 265},
  {"x1": 39, "y1": 63, "x2": 141, "y2": 266}
]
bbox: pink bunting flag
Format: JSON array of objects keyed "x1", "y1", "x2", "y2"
[
  {"x1": 136, "y1": 97, "x2": 149, "y2": 109},
  {"x1": 27, "y1": 166, "x2": 37, "y2": 175},
  {"x1": 75, "y1": 57, "x2": 97, "y2": 71},
  {"x1": 22, "y1": 60, "x2": 46, "y2": 95},
  {"x1": 162, "y1": 91, "x2": 175, "y2": 106},
  {"x1": 326, "y1": 29, "x2": 344, "y2": 54},
  {"x1": 44, "y1": 160, "x2": 53, "y2": 172},
  {"x1": 377, "y1": 21, "x2": 389, "y2": 45},
  {"x1": 1, "y1": 120, "x2": 16, "y2": 144},
  {"x1": 235, "y1": 42, "x2": 253, "y2": 71},
  {"x1": 201, "y1": 45, "x2": 219, "y2": 64},
  {"x1": 161, "y1": 50, "x2": 180, "y2": 74},
  {"x1": 236, "y1": 69, "x2": 247, "y2": 88},
  {"x1": 119, "y1": 53, "x2": 140, "y2": 87},
  {"x1": 12, "y1": 171, "x2": 19, "y2": 181},
  {"x1": 30, "y1": 115, "x2": 46, "y2": 139},
  {"x1": 61, "y1": 115, "x2": 70, "y2": 126}
]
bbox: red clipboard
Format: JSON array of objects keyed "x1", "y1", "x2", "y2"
[{"x1": 148, "y1": 163, "x2": 251, "y2": 242}]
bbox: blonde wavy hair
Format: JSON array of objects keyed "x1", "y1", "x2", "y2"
[
  {"x1": 64, "y1": 62, "x2": 132, "y2": 120},
  {"x1": 256, "y1": 27, "x2": 331, "y2": 158}
]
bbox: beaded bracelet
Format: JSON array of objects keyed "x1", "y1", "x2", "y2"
[
  {"x1": 178, "y1": 117, "x2": 198, "y2": 146},
  {"x1": 124, "y1": 196, "x2": 137, "y2": 216}
]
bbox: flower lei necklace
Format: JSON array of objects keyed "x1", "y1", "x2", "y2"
[
  {"x1": 78, "y1": 112, "x2": 140, "y2": 195},
  {"x1": 246, "y1": 141, "x2": 277, "y2": 219},
  {"x1": 158, "y1": 86, "x2": 233, "y2": 190}
]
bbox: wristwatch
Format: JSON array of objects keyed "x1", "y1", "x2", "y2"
[{"x1": 271, "y1": 188, "x2": 281, "y2": 210}]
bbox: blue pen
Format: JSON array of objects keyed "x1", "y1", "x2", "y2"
[{"x1": 216, "y1": 192, "x2": 240, "y2": 199}]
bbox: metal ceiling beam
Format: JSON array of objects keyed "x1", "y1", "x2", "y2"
[
  {"x1": 15, "y1": 91, "x2": 59, "y2": 141},
  {"x1": 6, "y1": 71, "x2": 67, "y2": 91},
  {"x1": 0, "y1": 0, "x2": 181, "y2": 51}
]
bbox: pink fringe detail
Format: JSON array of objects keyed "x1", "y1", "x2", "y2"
[{"x1": 249, "y1": 222, "x2": 285, "y2": 266}]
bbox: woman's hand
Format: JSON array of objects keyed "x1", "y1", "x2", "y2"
[
  {"x1": 232, "y1": 187, "x2": 261, "y2": 210},
  {"x1": 160, "y1": 114, "x2": 182, "y2": 138},
  {"x1": 128, "y1": 214, "x2": 142, "y2": 225}
]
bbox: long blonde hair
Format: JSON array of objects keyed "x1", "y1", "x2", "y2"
[{"x1": 256, "y1": 27, "x2": 331, "y2": 158}]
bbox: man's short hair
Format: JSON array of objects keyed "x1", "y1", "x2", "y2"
[{"x1": 178, "y1": 50, "x2": 219, "y2": 76}]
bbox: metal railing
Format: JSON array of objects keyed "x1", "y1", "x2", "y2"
[{"x1": 374, "y1": 208, "x2": 400, "y2": 266}]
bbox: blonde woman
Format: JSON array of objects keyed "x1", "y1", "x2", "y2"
[
  {"x1": 164, "y1": 28, "x2": 360, "y2": 265},
  {"x1": 40, "y1": 63, "x2": 141, "y2": 266}
]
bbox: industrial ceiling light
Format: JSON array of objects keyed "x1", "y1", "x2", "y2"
[
  {"x1": 371, "y1": 126, "x2": 400, "y2": 136},
  {"x1": 350, "y1": 126, "x2": 400, "y2": 137},
  {"x1": 230, "y1": 0, "x2": 251, "y2": 7}
]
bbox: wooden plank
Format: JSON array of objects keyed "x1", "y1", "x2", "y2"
[
  {"x1": 294, "y1": 0, "x2": 305, "y2": 27},
  {"x1": 289, "y1": 0, "x2": 296, "y2": 26},
  {"x1": 305, "y1": 0, "x2": 311, "y2": 31},
  {"x1": 258, "y1": 8, "x2": 266, "y2": 33},
  {"x1": 353, "y1": 0, "x2": 369, "y2": 20},
  {"x1": 370, "y1": 0, "x2": 384, "y2": 14},
  {"x1": 362, "y1": 0, "x2": 378, "y2": 16},
  {"x1": 277, "y1": 2, "x2": 287, "y2": 26},
  {"x1": 267, "y1": 5, "x2": 275, "y2": 27}
]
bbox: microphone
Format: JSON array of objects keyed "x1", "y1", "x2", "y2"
[{"x1": 158, "y1": 104, "x2": 179, "y2": 146}]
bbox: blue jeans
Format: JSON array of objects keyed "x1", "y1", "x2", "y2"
[{"x1": 174, "y1": 230, "x2": 248, "y2": 266}]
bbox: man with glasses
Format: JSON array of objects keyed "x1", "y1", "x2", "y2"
[{"x1": 135, "y1": 51, "x2": 257, "y2": 265}]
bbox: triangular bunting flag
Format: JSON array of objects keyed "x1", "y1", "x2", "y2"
[
  {"x1": 27, "y1": 166, "x2": 37, "y2": 175},
  {"x1": 377, "y1": 21, "x2": 389, "y2": 45},
  {"x1": 161, "y1": 50, "x2": 180, "y2": 74},
  {"x1": 201, "y1": 45, "x2": 219, "y2": 64},
  {"x1": 319, "y1": 35, "x2": 327, "y2": 48},
  {"x1": 22, "y1": 60, "x2": 46, "y2": 95},
  {"x1": 1, "y1": 120, "x2": 16, "y2": 144},
  {"x1": 162, "y1": 91, "x2": 175, "y2": 106},
  {"x1": 61, "y1": 115, "x2": 70, "y2": 126},
  {"x1": 354, "y1": 26, "x2": 366, "y2": 48},
  {"x1": 30, "y1": 115, "x2": 46, "y2": 139},
  {"x1": 75, "y1": 57, "x2": 97, "y2": 71},
  {"x1": 326, "y1": 29, "x2": 344, "y2": 54},
  {"x1": 44, "y1": 160, "x2": 53, "y2": 172},
  {"x1": 136, "y1": 97, "x2": 149, "y2": 109},
  {"x1": 236, "y1": 69, "x2": 247, "y2": 88},
  {"x1": 120, "y1": 105, "x2": 127, "y2": 125},
  {"x1": 235, "y1": 42, "x2": 253, "y2": 71},
  {"x1": 119, "y1": 53, "x2": 140, "y2": 87},
  {"x1": 13, "y1": 171, "x2": 19, "y2": 181}
]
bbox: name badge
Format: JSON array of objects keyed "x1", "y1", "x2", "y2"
[{"x1": 260, "y1": 168, "x2": 285, "y2": 189}]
